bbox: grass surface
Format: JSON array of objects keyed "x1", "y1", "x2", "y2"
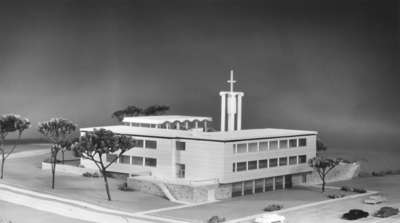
[
  {"x1": 151, "y1": 186, "x2": 354, "y2": 222},
  {"x1": 1, "y1": 148, "x2": 178, "y2": 213},
  {"x1": 0, "y1": 200, "x2": 91, "y2": 223}
]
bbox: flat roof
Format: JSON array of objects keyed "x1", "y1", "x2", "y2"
[
  {"x1": 80, "y1": 125, "x2": 317, "y2": 142},
  {"x1": 122, "y1": 115, "x2": 212, "y2": 124}
]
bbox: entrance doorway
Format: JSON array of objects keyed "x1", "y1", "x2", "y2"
[{"x1": 176, "y1": 163, "x2": 185, "y2": 178}]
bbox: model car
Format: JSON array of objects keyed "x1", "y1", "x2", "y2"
[
  {"x1": 363, "y1": 195, "x2": 387, "y2": 204},
  {"x1": 254, "y1": 213, "x2": 286, "y2": 223}
]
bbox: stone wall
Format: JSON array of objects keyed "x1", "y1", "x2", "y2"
[
  {"x1": 307, "y1": 161, "x2": 361, "y2": 185},
  {"x1": 127, "y1": 178, "x2": 165, "y2": 198}
]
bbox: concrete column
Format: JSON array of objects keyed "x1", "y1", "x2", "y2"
[
  {"x1": 237, "y1": 94, "x2": 242, "y2": 130},
  {"x1": 283, "y1": 176, "x2": 286, "y2": 190},
  {"x1": 204, "y1": 121, "x2": 207, "y2": 131},
  {"x1": 195, "y1": 121, "x2": 198, "y2": 128},
  {"x1": 228, "y1": 95, "x2": 235, "y2": 131},
  {"x1": 176, "y1": 122, "x2": 180, "y2": 130},
  {"x1": 220, "y1": 93, "x2": 226, "y2": 131},
  {"x1": 272, "y1": 177, "x2": 276, "y2": 191},
  {"x1": 185, "y1": 121, "x2": 189, "y2": 129}
]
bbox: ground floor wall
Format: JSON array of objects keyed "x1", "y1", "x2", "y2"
[{"x1": 127, "y1": 172, "x2": 309, "y2": 203}]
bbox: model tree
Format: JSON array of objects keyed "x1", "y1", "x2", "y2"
[
  {"x1": 309, "y1": 156, "x2": 340, "y2": 192},
  {"x1": 38, "y1": 118, "x2": 77, "y2": 189},
  {"x1": 73, "y1": 128, "x2": 135, "y2": 201},
  {"x1": 112, "y1": 105, "x2": 170, "y2": 122},
  {"x1": 0, "y1": 114, "x2": 30, "y2": 179}
]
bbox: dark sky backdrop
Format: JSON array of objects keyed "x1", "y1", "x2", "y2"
[{"x1": 0, "y1": 0, "x2": 399, "y2": 151}]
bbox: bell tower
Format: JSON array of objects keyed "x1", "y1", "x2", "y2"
[{"x1": 220, "y1": 70, "x2": 244, "y2": 131}]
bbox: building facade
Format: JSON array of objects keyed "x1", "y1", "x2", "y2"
[{"x1": 80, "y1": 71, "x2": 317, "y2": 200}]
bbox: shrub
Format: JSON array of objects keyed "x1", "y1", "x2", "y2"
[
  {"x1": 327, "y1": 194, "x2": 345, "y2": 199},
  {"x1": 207, "y1": 216, "x2": 226, "y2": 223},
  {"x1": 353, "y1": 188, "x2": 367, "y2": 193},
  {"x1": 340, "y1": 186, "x2": 366, "y2": 193},
  {"x1": 340, "y1": 186, "x2": 352, "y2": 192},
  {"x1": 372, "y1": 171, "x2": 386, "y2": 177},
  {"x1": 82, "y1": 172, "x2": 99, "y2": 178},
  {"x1": 118, "y1": 182, "x2": 134, "y2": 192},
  {"x1": 374, "y1": 206, "x2": 399, "y2": 218},
  {"x1": 263, "y1": 204, "x2": 283, "y2": 212}
]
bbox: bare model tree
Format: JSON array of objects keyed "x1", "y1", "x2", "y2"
[
  {"x1": 309, "y1": 156, "x2": 340, "y2": 192},
  {"x1": 112, "y1": 105, "x2": 170, "y2": 122},
  {"x1": 73, "y1": 128, "x2": 135, "y2": 201},
  {"x1": 38, "y1": 118, "x2": 77, "y2": 189},
  {"x1": 0, "y1": 114, "x2": 30, "y2": 179}
]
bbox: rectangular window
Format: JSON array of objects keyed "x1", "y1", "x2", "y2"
[
  {"x1": 232, "y1": 163, "x2": 236, "y2": 172},
  {"x1": 299, "y1": 155, "x2": 307, "y2": 164},
  {"x1": 145, "y1": 140, "x2": 157, "y2": 149},
  {"x1": 236, "y1": 143, "x2": 247, "y2": 153},
  {"x1": 279, "y1": 140, "x2": 288, "y2": 149},
  {"x1": 119, "y1": 155, "x2": 130, "y2": 164},
  {"x1": 275, "y1": 176, "x2": 284, "y2": 190},
  {"x1": 269, "y1": 158, "x2": 278, "y2": 167},
  {"x1": 259, "y1": 159, "x2": 268, "y2": 169},
  {"x1": 244, "y1": 180, "x2": 253, "y2": 195},
  {"x1": 134, "y1": 139, "x2": 144, "y2": 148},
  {"x1": 265, "y1": 178, "x2": 274, "y2": 191},
  {"x1": 255, "y1": 179, "x2": 264, "y2": 193},
  {"x1": 289, "y1": 156, "x2": 297, "y2": 165},
  {"x1": 248, "y1": 143, "x2": 258, "y2": 152},
  {"x1": 299, "y1": 138, "x2": 307, "y2": 147},
  {"x1": 289, "y1": 139, "x2": 297, "y2": 148},
  {"x1": 145, "y1": 157, "x2": 157, "y2": 167},
  {"x1": 269, "y1": 140, "x2": 278, "y2": 150},
  {"x1": 248, "y1": 160, "x2": 257, "y2": 170},
  {"x1": 285, "y1": 175, "x2": 293, "y2": 188},
  {"x1": 232, "y1": 182, "x2": 243, "y2": 197},
  {"x1": 106, "y1": 154, "x2": 117, "y2": 163},
  {"x1": 176, "y1": 141, "x2": 186, "y2": 151},
  {"x1": 232, "y1": 144, "x2": 236, "y2": 154},
  {"x1": 132, "y1": 156, "x2": 143, "y2": 166},
  {"x1": 236, "y1": 162, "x2": 247, "y2": 171},
  {"x1": 279, "y1": 157, "x2": 288, "y2": 166},
  {"x1": 259, "y1": 141, "x2": 268, "y2": 151}
]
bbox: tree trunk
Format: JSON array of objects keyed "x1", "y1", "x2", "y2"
[
  {"x1": 321, "y1": 177, "x2": 326, "y2": 192},
  {"x1": 62, "y1": 150, "x2": 64, "y2": 164},
  {"x1": 102, "y1": 170, "x2": 112, "y2": 201},
  {"x1": 0, "y1": 153, "x2": 4, "y2": 179},
  {"x1": 51, "y1": 151, "x2": 58, "y2": 189}
]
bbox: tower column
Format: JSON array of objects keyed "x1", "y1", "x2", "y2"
[
  {"x1": 220, "y1": 92, "x2": 226, "y2": 131},
  {"x1": 237, "y1": 94, "x2": 243, "y2": 130},
  {"x1": 228, "y1": 94, "x2": 236, "y2": 131}
]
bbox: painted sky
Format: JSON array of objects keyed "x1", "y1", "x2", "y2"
[{"x1": 0, "y1": 0, "x2": 399, "y2": 150}]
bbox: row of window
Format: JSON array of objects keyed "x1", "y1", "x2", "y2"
[
  {"x1": 232, "y1": 175, "x2": 293, "y2": 196},
  {"x1": 133, "y1": 139, "x2": 157, "y2": 149},
  {"x1": 107, "y1": 154, "x2": 157, "y2": 167},
  {"x1": 233, "y1": 138, "x2": 307, "y2": 154},
  {"x1": 232, "y1": 155, "x2": 307, "y2": 172}
]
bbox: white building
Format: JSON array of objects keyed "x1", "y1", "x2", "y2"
[{"x1": 80, "y1": 71, "x2": 317, "y2": 202}]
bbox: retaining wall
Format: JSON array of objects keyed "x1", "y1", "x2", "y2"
[{"x1": 307, "y1": 162, "x2": 361, "y2": 185}]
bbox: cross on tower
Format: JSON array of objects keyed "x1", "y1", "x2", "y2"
[{"x1": 227, "y1": 70, "x2": 237, "y2": 92}]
